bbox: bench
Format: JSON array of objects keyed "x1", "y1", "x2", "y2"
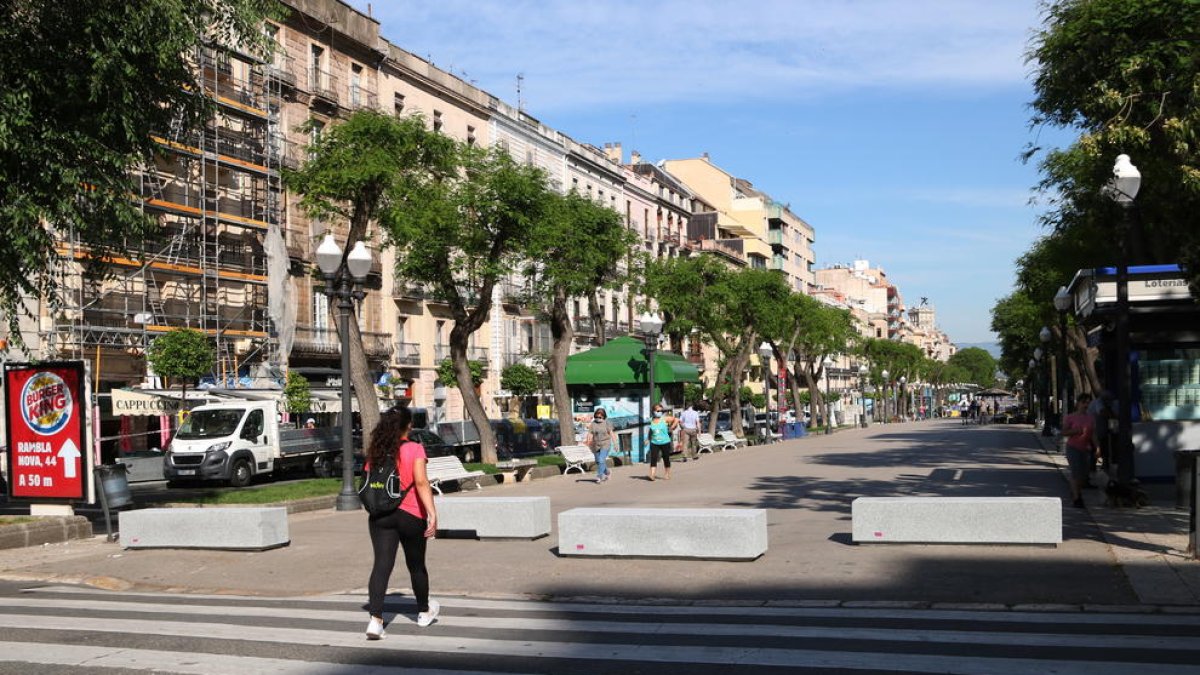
[
  {"x1": 557, "y1": 445, "x2": 596, "y2": 474},
  {"x1": 558, "y1": 507, "x2": 767, "y2": 560},
  {"x1": 120, "y1": 507, "x2": 289, "y2": 550},
  {"x1": 697, "y1": 433, "x2": 734, "y2": 454},
  {"x1": 851, "y1": 497, "x2": 1062, "y2": 545},
  {"x1": 425, "y1": 456, "x2": 485, "y2": 495},
  {"x1": 718, "y1": 431, "x2": 748, "y2": 448},
  {"x1": 435, "y1": 496, "x2": 551, "y2": 539},
  {"x1": 494, "y1": 459, "x2": 537, "y2": 483}
]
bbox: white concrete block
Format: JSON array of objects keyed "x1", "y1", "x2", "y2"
[
  {"x1": 121, "y1": 507, "x2": 289, "y2": 550},
  {"x1": 558, "y1": 507, "x2": 767, "y2": 560},
  {"x1": 435, "y1": 496, "x2": 551, "y2": 539},
  {"x1": 852, "y1": 497, "x2": 1061, "y2": 545}
]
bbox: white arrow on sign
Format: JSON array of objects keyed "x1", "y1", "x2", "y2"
[{"x1": 58, "y1": 439, "x2": 81, "y2": 479}]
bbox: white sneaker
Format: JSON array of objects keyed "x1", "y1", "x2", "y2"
[
  {"x1": 416, "y1": 599, "x2": 440, "y2": 627},
  {"x1": 365, "y1": 616, "x2": 386, "y2": 640}
]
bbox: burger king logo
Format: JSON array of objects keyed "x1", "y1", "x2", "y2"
[{"x1": 21, "y1": 371, "x2": 73, "y2": 436}]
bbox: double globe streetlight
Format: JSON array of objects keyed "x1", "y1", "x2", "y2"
[
  {"x1": 858, "y1": 363, "x2": 869, "y2": 428},
  {"x1": 1105, "y1": 153, "x2": 1141, "y2": 487},
  {"x1": 639, "y1": 312, "x2": 663, "y2": 459},
  {"x1": 315, "y1": 233, "x2": 374, "y2": 511},
  {"x1": 1039, "y1": 325, "x2": 1054, "y2": 436}
]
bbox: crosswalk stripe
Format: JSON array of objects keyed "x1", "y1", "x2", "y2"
[
  {"x1": 0, "y1": 604, "x2": 1197, "y2": 674},
  {"x1": 3, "y1": 596, "x2": 1199, "y2": 653},
  {"x1": 0, "y1": 640, "x2": 502, "y2": 675}
]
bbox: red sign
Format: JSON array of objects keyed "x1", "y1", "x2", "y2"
[{"x1": 4, "y1": 362, "x2": 88, "y2": 501}]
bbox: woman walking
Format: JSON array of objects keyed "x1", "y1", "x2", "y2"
[
  {"x1": 645, "y1": 404, "x2": 677, "y2": 481},
  {"x1": 585, "y1": 407, "x2": 616, "y2": 483},
  {"x1": 1061, "y1": 393, "x2": 1096, "y2": 509},
  {"x1": 364, "y1": 407, "x2": 439, "y2": 639}
]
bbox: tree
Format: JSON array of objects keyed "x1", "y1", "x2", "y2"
[
  {"x1": 436, "y1": 358, "x2": 485, "y2": 388},
  {"x1": 947, "y1": 347, "x2": 998, "y2": 389},
  {"x1": 0, "y1": 0, "x2": 278, "y2": 343},
  {"x1": 776, "y1": 294, "x2": 858, "y2": 430},
  {"x1": 384, "y1": 145, "x2": 554, "y2": 463},
  {"x1": 283, "y1": 370, "x2": 312, "y2": 415},
  {"x1": 528, "y1": 191, "x2": 638, "y2": 448},
  {"x1": 1027, "y1": 0, "x2": 1200, "y2": 295},
  {"x1": 284, "y1": 109, "x2": 458, "y2": 451},
  {"x1": 146, "y1": 328, "x2": 214, "y2": 403}
]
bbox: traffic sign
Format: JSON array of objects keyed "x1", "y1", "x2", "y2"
[{"x1": 4, "y1": 362, "x2": 90, "y2": 502}]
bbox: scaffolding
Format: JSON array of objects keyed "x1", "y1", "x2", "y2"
[{"x1": 52, "y1": 44, "x2": 283, "y2": 386}]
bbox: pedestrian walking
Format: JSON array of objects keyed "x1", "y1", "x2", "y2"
[
  {"x1": 364, "y1": 406, "x2": 439, "y2": 640},
  {"x1": 679, "y1": 403, "x2": 701, "y2": 460},
  {"x1": 1061, "y1": 393, "x2": 1096, "y2": 508},
  {"x1": 585, "y1": 407, "x2": 615, "y2": 483},
  {"x1": 644, "y1": 404, "x2": 677, "y2": 481}
]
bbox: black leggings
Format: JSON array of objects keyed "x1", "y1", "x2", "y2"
[
  {"x1": 367, "y1": 509, "x2": 429, "y2": 616},
  {"x1": 649, "y1": 442, "x2": 672, "y2": 468}
]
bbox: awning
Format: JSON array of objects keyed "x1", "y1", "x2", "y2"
[
  {"x1": 566, "y1": 336, "x2": 700, "y2": 387},
  {"x1": 109, "y1": 389, "x2": 207, "y2": 417}
]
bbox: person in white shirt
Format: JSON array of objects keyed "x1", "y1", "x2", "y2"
[{"x1": 679, "y1": 404, "x2": 701, "y2": 461}]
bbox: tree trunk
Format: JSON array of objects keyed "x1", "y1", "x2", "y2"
[
  {"x1": 709, "y1": 358, "x2": 733, "y2": 435},
  {"x1": 1068, "y1": 324, "x2": 1101, "y2": 394},
  {"x1": 729, "y1": 336, "x2": 753, "y2": 437},
  {"x1": 347, "y1": 320, "x2": 379, "y2": 446},
  {"x1": 588, "y1": 290, "x2": 606, "y2": 345},
  {"x1": 803, "y1": 363, "x2": 823, "y2": 429},
  {"x1": 449, "y1": 324, "x2": 497, "y2": 463},
  {"x1": 547, "y1": 287, "x2": 575, "y2": 458}
]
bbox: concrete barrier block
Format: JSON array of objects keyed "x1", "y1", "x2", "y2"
[
  {"x1": 852, "y1": 497, "x2": 1062, "y2": 545},
  {"x1": 435, "y1": 496, "x2": 550, "y2": 539},
  {"x1": 558, "y1": 507, "x2": 767, "y2": 560},
  {"x1": 120, "y1": 507, "x2": 289, "y2": 550}
]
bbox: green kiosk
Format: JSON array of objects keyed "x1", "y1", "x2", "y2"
[{"x1": 565, "y1": 336, "x2": 701, "y2": 463}]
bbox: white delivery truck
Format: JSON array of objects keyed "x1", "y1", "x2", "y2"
[{"x1": 163, "y1": 400, "x2": 344, "y2": 487}]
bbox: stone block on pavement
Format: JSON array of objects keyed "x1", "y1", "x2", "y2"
[
  {"x1": 851, "y1": 497, "x2": 1061, "y2": 545},
  {"x1": 435, "y1": 496, "x2": 551, "y2": 539},
  {"x1": 557, "y1": 507, "x2": 767, "y2": 560},
  {"x1": 120, "y1": 507, "x2": 289, "y2": 550}
]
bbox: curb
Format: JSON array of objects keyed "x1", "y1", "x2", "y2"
[{"x1": 0, "y1": 517, "x2": 93, "y2": 550}]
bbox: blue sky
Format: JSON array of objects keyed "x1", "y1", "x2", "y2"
[{"x1": 346, "y1": 0, "x2": 1075, "y2": 344}]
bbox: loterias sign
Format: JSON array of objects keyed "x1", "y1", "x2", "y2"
[{"x1": 4, "y1": 361, "x2": 90, "y2": 502}]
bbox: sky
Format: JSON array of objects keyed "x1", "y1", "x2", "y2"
[{"x1": 345, "y1": 0, "x2": 1075, "y2": 345}]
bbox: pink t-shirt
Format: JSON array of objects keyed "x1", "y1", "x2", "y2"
[
  {"x1": 1063, "y1": 411, "x2": 1094, "y2": 451},
  {"x1": 392, "y1": 440, "x2": 428, "y2": 520}
]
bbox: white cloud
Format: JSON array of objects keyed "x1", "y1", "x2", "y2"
[{"x1": 354, "y1": 0, "x2": 1039, "y2": 112}]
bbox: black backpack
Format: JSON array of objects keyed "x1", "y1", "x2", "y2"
[{"x1": 358, "y1": 443, "x2": 411, "y2": 517}]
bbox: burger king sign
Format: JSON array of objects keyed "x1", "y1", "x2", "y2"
[{"x1": 4, "y1": 362, "x2": 88, "y2": 501}]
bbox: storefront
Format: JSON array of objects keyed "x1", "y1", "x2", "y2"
[
  {"x1": 1067, "y1": 264, "x2": 1200, "y2": 479},
  {"x1": 565, "y1": 337, "x2": 700, "y2": 463}
]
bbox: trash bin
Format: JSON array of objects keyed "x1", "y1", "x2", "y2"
[
  {"x1": 618, "y1": 431, "x2": 634, "y2": 463},
  {"x1": 95, "y1": 463, "x2": 133, "y2": 509},
  {"x1": 1176, "y1": 449, "x2": 1200, "y2": 510}
]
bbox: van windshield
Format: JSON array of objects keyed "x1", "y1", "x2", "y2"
[{"x1": 176, "y1": 409, "x2": 245, "y2": 439}]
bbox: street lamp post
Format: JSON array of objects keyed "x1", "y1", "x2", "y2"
[
  {"x1": 1028, "y1": 358, "x2": 1037, "y2": 424},
  {"x1": 639, "y1": 312, "x2": 663, "y2": 461},
  {"x1": 822, "y1": 356, "x2": 833, "y2": 434},
  {"x1": 759, "y1": 342, "x2": 773, "y2": 441},
  {"x1": 881, "y1": 369, "x2": 890, "y2": 424},
  {"x1": 1034, "y1": 346, "x2": 1045, "y2": 429},
  {"x1": 898, "y1": 375, "x2": 907, "y2": 421},
  {"x1": 315, "y1": 233, "x2": 374, "y2": 512},
  {"x1": 1054, "y1": 286, "x2": 1073, "y2": 426},
  {"x1": 1105, "y1": 154, "x2": 1141, "y2": 487},
  {"x1": 1039, "y1": 326, "x2": 1054, "y2": 436},
  {"x1": 858, "y1": 364, "x2": 869, "y2": 428}
]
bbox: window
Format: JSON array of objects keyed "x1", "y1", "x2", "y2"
[
  {"x1": 393, "y1": 93, "x2": 405, "y2": 116},
  {"x1": 433, "y1": 110, "x2": 443, "y2": 132},
  {"x1": 350, "y1": 64, "x2": 363, "y2": 106},
  {"x1": 313, "y1": 289, "x2": 329, "y2": 331},
  {"x1": 467, "y1": 125, "x2": 476, "y2": 146},
  {"x1": 240, "y1": 409, "x2": 264, "y2": 442},
  {"x1": 309, "y1": 45, "x2": 324, "y2": 89}
]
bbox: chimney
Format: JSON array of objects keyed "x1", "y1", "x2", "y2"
[
  {"x1": 630, "y1": 150, "x2": 642, "y2": 165},
  {"x1": 604, "y1": 142, "x2": 623, "y2": 164},
  {"x1": 701, "y1": 152, "x2": 710, "y2": 160}
]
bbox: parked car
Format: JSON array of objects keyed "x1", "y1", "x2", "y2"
[{"x1": 408, "y1": 427, "x2": 462, "y2": 461}]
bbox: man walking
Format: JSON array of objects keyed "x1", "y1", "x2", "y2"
[{"x1": 679, "y1": 403, "x2": 701, "y2": 461}]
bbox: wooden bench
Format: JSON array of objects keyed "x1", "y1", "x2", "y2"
[
  {"x1": 697, "y1": 433, "x2": 734, "y2": 454},
  {"x1": 718, "y1": 431, "x2": 748, "y2": 448},
  {"x1": 557, "y1": 445, "x2": 596, "y2": 474},
  {"x1": 425, "y1": 456, "x2": 485, "y2": 495}
]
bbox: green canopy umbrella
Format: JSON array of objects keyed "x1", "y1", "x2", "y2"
[{"x1": 565, "y1": 336, "x2": 700, "y2": 387}]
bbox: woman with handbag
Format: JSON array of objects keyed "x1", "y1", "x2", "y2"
[
  {"x1": 364, "y1": 406, "x2": 439, "y2": 639},
  {"x1": 584, "y1": 407, "x2": 615, "y2": 483}
]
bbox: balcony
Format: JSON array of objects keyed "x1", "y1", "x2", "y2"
[
  {"x1": 503, "y1": 350, "x2": 530, "y2": 367},
  {"x1": 308, "y1": 68, "x2": 339, "y2": 108},
  {"x1": 573, "y1": 316, "x2": 596, "y2": 335},
  {"x1": 348, "y1": 84, "x2": 378, "y2": 111},
  {"x1": 394, "y1": 341, "x2": 421, "y2": 366},
  {"x1": 267, "y1": 57, "x2": 298, "y2": 90},
  {"x1": 500, "y1": 282, "x2": 531, "y2": 306},
  {"x1": 293, "y1": 325, "x2": 393, "y2": 359},
  {"x1": 392, "y1": 281, "x2": 429, "y2": 301},
  {"x1": 433, "y1": 345, "x2": 489, "y2": 365},
  {"x1": 767, "y1": 229, "x2": 783, "y2": 246},
  {"x1": 605, "y1": 320, "x2": 630, "y2": 337},
  {"x1": 699, "y1": 238, "x2": 745, "y2": 265}
]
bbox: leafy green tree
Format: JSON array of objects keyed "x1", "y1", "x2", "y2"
[
  {"x1": 283, "y1": 370, "x2": 312, "y2": 415},
  {"x1": 947, "y1": 347, "x2": 998, "y2": 389},
  {"x1": 1028, "y1": 0, "x2": 1200, "y2": 294},
  {"x1": 682, "y1": 383, "x2": 705, "y2": 407},
  {"x1": 528, "y1": 191, "x2": 638, "y2": 444},
  {"x1": 383, "y1": 145, "x2": 553, "y2": 464},
  {"x1": 0, "y1": 0, "x2": 278, "y2": 343},
  {"x1": 775, "y1": 294, "x2": 859, "y2": 429},
  {"x1": 146, "y1": 328, "x2": 214, "y2": 402},
  {"x1": 436, "y1": 358, "x2": 485, "y2": 387},
  {"x1": 284, "y1": 109, "x2": 458, "y2": 448},
  {"x1": 500, "y1": 363, "x2": 540, "y2": 398}
]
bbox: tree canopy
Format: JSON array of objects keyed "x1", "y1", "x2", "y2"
[
  {"x1": 146, "y1": 328, "x2": 214, "y2": 397},
  {"x1": 946, "y1": 347, "x2": 998, "y2": 389},
  {"x1": 0, "y1": 0, "x2": 278, "y2": 342}
]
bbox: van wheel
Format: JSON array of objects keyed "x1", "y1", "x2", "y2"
[{"x1": 229, "y1": 459, "x2": 253, "y2": 488}]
